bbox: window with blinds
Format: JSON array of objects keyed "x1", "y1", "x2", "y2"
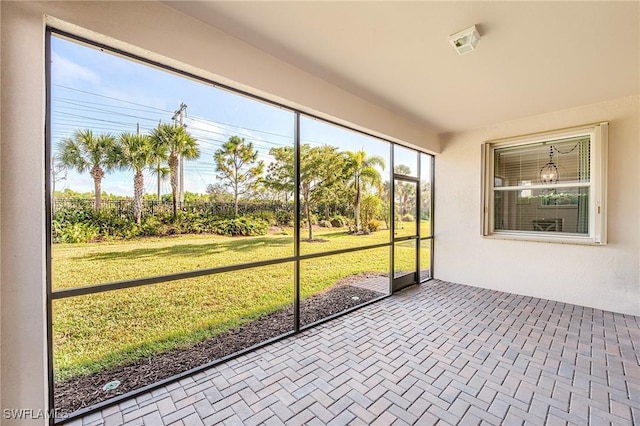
[{"x1": 481, "y1": 123, "x2": 608, "y2": 245}]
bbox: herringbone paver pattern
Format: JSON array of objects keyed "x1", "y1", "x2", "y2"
[
  {"x1": 74, "y1": 280, "x2": 640, "y2": 426},
  {"x1": 349, "y1": 275, "x2": 389, "y2": 294}
]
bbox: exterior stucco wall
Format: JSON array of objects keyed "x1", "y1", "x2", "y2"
[
  {"x1": 0, "y1": 0, "x2": 3, "y2": 412},
  {"x1": 1, "y1": 3, "x2": 49, "y2": 424},
  {"x1": 0, "y1": 1, "x2": 438, "y2": 422},
  {"x1": 435, "y1": 95, "x2": 640, "y2": 316}
]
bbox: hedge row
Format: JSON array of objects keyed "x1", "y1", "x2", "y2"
[{"x1": 52, "y1": 205, "x2": 279, "y2": 243}]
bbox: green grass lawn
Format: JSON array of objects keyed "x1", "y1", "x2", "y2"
[{"x1": 52, "y1": 224, "x2": 430, "y2": 380}]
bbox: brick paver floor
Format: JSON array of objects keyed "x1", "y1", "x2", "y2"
[
  {"x1": 73, "y1": 280, "x2": 640, "y2": 425},
  {"x1": 349, "y1": 275, "x2": 389, "y2": 294}
]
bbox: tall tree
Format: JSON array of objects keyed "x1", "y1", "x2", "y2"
[
  {"x1": 114, "y1": 132, "x2": 166, "y2": 224},
  {"x1": 150, "y1": 123, "x2": 200, "y2": 218},
  {"x1": 265, "y1": 146, "x2": 295, "y2": 203},
  {"x1": 265, "y1": 144, "x2": 344, "y2": 240},
  {"x1": 394, "y1": 165, "x2": 415, "y2": 217},
  {"x1": 58, "y1": 129, "x2": 117, "y2": 211},
  {"x1": 345, "y1": 150, "x2": 385, "y2": 232},
  {"x1": 301, "y1": 145, "x2": 345, "y2": 240},
  {"x1": 214, "y1": 136, "x2": 264, "y2": 216}
]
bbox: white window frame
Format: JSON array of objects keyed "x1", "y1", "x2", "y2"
[{"x1": 481, "y1": 122, "x2": 608, "y2": 245}]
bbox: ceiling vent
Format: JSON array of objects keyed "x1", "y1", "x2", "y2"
[{"x1": 449, "y1": 25, "x2": 480, "y2": 55}]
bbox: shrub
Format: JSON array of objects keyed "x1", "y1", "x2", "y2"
[
  {"x1": 318, "y1": 220, "x2": 332, "y2": 228},
  {"x1": 94, "y1": 211, "x2": 137, "y2": 239},
  {"x1": 251, "y1": 211, "x2": 277, "y2": 226},
  {"x1": 140, "y1": 216, "x2": 163, "y2": 236},
  {"x1": 401, "y1": 213, "x2": 415, "y2": 222},
  {"x1": 366, "y1": 219, "x2": 382, "y2": 232},
  {"x1": 54, "y1": 203, "x2": 96, "y2": 225},
  {"x1": 213, "y1": 217, "x2": 269, "y2": 236},
  {"x1": 360, "y1": 194, "x2": 382, "y2": 226},
  {"x1": 52, "y1": 201, "x2": 282, "y2": 241},
  {"x1": 275, "y1": 210, "x2": 294, "y2": 227},
  {"x1": 154, "y1": 210, "x2": 176, "y2": 225},
  {"x1": 169, "y1": 210, "x2": 226, "y2": 235},
  {"x1": 58, "y1": 222, "x2": 100, "y2": 243},
  {"x1": 330, "y1": 215, "x2": 347, "y2": 227}
]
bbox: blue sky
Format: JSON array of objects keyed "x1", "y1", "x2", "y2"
[{"x1": 51, "y1": 35, "x2": 426, "y2": 197}]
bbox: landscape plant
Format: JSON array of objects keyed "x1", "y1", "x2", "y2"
[
  {"x1": 113, "y1": 132, "x2": 167, "y2": 224},
  {"x1": 149, "y1": 123, "x2": 200, "y2": 219},
  {"x1": 214, "y1": 136, "x2": 265, "y2": 216},
  {"x1": 345, "y1": 150, "x2": 385, "y2": 232},
  {"x1": 264, "y1": 146, "x2": 295, "y2": 204},
  {"x1": 57, "y1": 129, "x2": 118, "y2": 211},
  {"x1": 266, "y1": 144, "x2": 346, "y2": 241},
  {"x1": 360, "y1": 193, "x2": 384, "y2": 230}
]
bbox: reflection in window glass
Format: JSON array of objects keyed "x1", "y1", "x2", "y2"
[
  {"x1": 492, "y1": 136, "x2": 591, "y2": 235},
  {"x1": 53, "y1": 263, "x2": 294, "y2": 413},
  {"x1": 298, "y1": 116, "x2": 390, "y2": 255},
  {"x1": 494, "y1": 187, "x2": 589, "y2": 234},
  {"x1": 393, "y1": 145, "x2": 418, "y2": 177},
  {"x1": 494, "y1": 137, "x2": 589, "y2": 186},
  {"x1": 300, "y1": 247, "x2": 389, "y2": 326},
  {"x1": 51, "y1": 35, "x2": 294, "y2": 290}
]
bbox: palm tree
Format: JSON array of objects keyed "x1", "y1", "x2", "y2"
[
  {"x1": 114, "y1": 132, "x2": 166, "y2": 224},
  {"x1": 58, "y1": 129, "x2": 117, "y2": 211},
  {"x1": 150, "y1": 123, "x2": 200, "y2": 218},
  {"x1": 149, "y1": 163, "x2": 171, "y2": 203},
  {"x1": 394, "y1": 164, "x2": 413, "y2": 216},
  {"x1": 345, "y1": 150, "x2": 385, "y2": 232}
]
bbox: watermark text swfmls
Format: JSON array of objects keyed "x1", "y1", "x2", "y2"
[{"x1": 3, "y1": 408, "x2": 71, "y2": 420}]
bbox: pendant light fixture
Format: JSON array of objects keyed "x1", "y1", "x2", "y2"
[{"x1": 539, "y1": 146, "x2": 559, "y2": 184}]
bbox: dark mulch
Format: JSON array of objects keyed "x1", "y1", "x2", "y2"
[{"x1": 54, "y1": 277, "x2": 386, "y2": 414}]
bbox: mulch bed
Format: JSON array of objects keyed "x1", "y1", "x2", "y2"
[{"x1": 54, "y1": 276, "x2": 386, "y2": 414}]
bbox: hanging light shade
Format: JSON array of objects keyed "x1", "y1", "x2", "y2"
[{"x1": 539, "y1": 146, "x2": 559, "y2": 184}]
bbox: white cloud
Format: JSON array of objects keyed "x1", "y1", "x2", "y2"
[{"x1": 52, "y1": 53, "x2": 100, "y2": 85}]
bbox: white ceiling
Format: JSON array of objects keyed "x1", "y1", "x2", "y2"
[{"x1": 163, "y1": 1, "x2": 639, "y2": 134}]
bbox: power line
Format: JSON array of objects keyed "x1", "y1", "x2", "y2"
[
  {"x1": 53, "y1": 89, "x2": 295, "y2": 141},
  {"x1": 52, "y1": 105, "x2": 292, "y2": 150},
  {"x1": 53, "y1": 97, "x2": 170, "y2": 115},
  {"x1": 53, "y1": 85, "x2": 172, "y2": 113},
  {"x1": 54, "y1": 102, "x2": 162, "y2": 123}
]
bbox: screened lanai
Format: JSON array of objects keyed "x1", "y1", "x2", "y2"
[{"x1": 1, "y1": 2, "x2": 638, "y2": 426}]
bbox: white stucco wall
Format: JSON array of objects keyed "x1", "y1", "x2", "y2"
[
  {"x1": 0, "y1": 1, "x2": 439, "y2": 422},
  {"x1": 1, "y1": 3, "x2": 49, "y2": 423},
  {"x1": 0, "y1": 0, "x2": 3, "y2": 411},
  {"x1": 435, "y1": 95, "x2": 640, "y2": 316}
]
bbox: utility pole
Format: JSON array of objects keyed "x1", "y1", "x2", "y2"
[{"x1": 172, "y1": 103, "x2": 187, "y2": 205}]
